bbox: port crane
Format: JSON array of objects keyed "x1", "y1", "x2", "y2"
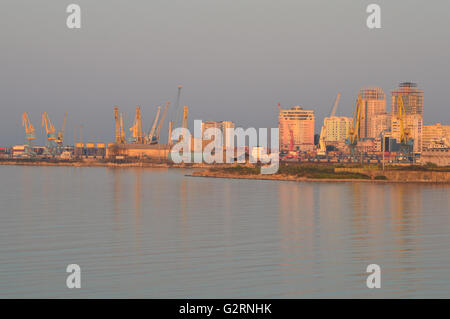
[
  {"x1": 55, "y1": 112, "x2": 67, "y2": 150},
  {"x1": 348, "y1": 95, "x2": 363, "y2": 146},
  {"x1": 147, "y1": 105, "x2": 161, "y2": 144},
  {"x1": 130, "y1": 106, "x2": 145, "y2": 144},
  {"x1": 42, "y1": 112, "x2": 57, "y2": 154},
  {"x1": 393, "y1": 94, "x2": 413, "y2": 153},
  {"x1": 155, "y1": 101, "x2": 170, "y2": 144},
  {"x1": 318, "y1": 93, "x2": 341, "y2": 156},
  {"x1": 22, "y1": 112, "x2": 36, "y2": 156},
  {"x1": 179, "y1": 106, "x2": 189, "y2": 142},
  {"x1": 114, "y1": 106, "x2": 126, "y2": 144}
]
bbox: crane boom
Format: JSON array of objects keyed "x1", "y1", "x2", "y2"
[
  {"x1": 147, "y1": 106, "x2": 161, "y2": 144},
  {"x1": 42, "y1": 112, "x2": 56, "y2": 140},
  {"x1": 349, "y1": 95, "x2": 363, "y2": 145},
  {"x1": 22, "y1": 112, "x2": 36, "y2": 141},
  {"x1": 330, "y1": 92, "x2": 341, "y2": 117},
  {"x1": 155, "y1": 101, "x2": 170, "y2": 143}
]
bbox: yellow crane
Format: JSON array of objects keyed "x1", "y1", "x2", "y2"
[
  {"x1": 179, "y1": 106, "x2": 188, "y2": 142},
  {"x1": 155, "y1": 101, "x2": 170, "y2": 143},
  {"x1": 22, "y1": 112, "x2": 36, "y2": 148},
  {"x1": 130, "y1": 106, "x2": 145, "y2": 144},
  {"x1": 182, "y1": 105, "x2": 188, "y2": 130},
  {"x1": 55, "y1": 112, "x2": 67, "y2": 147},
  {"x1": 114, "y1": 106, "x2": 126, "y2": 143},
  {"x1": 147, "y1": 106, "x2": 161, "y2": 144},
  {"x1": 348, "y1": 95, "x2": 363, "y2": 146},
  {"x1": 393, "y1": 94, "x2": 411, "y2": 145},
  {"x1": 42, "y1": 112, "x2": 57, "y2": 153}
]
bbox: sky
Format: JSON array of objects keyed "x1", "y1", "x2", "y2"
[{"x1": 1, "y1": 0, "x2": 449, "y2": 146}]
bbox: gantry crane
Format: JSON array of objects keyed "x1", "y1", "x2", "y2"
[
  {"x1": 130, "y1": 106, "x2": 145, "y2": 144},
  {"x1": 22, "y1": 112, "x2": 36, "y2": 156},
  {"x1": 114, "y1": 106, "x2": 126, "y2": 143},
  {"x1": 147, "y1": 106, "x2": 161, "y2": 144}
]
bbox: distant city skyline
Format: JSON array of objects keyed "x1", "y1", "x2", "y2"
[{"x1": 1, "y1": 0, "x2": 449, "y2": 146}]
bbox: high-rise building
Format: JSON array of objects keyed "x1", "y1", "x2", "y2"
[
  {"x1": 392, "y1": 82, "x2": 424, "y2": 115},
  {"x1": 390, "y1": 82, "x2": 424, "y2": 153},
  {"x1": 358, "y1": 87, "x2": 386, "y2": 139},
  {"x1": 323, "y1": 116, "x2": 352, "y2": 142},
  {"x1": 422, "y1": 123, "x2": 450, "y2": 150},
  {"x1": 279, "y1": 106, "x2": 315, "y2": 151}
]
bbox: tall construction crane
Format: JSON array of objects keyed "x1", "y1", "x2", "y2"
[
  {"x1": 393, "y1": 94, "x2": 413, "y2": 155},
  {"x1": 393, "y1": 94, "x2": 411, "y2": 145},
  {"x1": 347, "y1": 95, "x2": 363, "y2": 147},
  {"x1": 318, "y1": 92, "x2": 341, "y2": 156},
  {"x1": 130, "y1": 106, "x2": 145, "y2": 144},
  {"x1": 155, "y1": 101, "x2": 170, "y2": 143},
  {"x1": 114, "y1": 106, "x2": 126, "y2": 143},
  {"x1": 329, "y1": 92, "x2": 341, "y2": 117},
  {"x1": 22, "y1": 112, "x2": 36, "y2": 155},
  {"x1": 147, "y1": 105, "x2": 161, "y2": 144},
  {"x1": 42, "y1": 112, "x2": 57, "y2": 154},
  {"x1": 55, "y1": 112, "x2": 67, "y2": 148}
]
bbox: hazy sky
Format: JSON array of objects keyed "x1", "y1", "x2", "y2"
[{"x1": 1, "y1": 0, "x2": 449, "y2": 146}]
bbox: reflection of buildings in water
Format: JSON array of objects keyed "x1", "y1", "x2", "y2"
[
  {"x1": 389, "y1": 184, "x2": 422, "y2": 252},
  {"x1": 347, "y1": 183, "x2": 424, "y2": 278},
  {"x1": 277, "y1": 182, "x2": 315, "y2": 261},
  {"x1": 110, "y1": 168, "x2": 123, "y2": 229}
]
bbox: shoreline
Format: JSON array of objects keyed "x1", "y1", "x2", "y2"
[
  {"x1": 2, "y1": 159, "x2": 449, "y2": 184},
  {"x1": 190, "y1": 170, "x2": 450, "y2": 184}
]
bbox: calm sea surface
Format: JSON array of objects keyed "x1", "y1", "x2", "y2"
[{"x1": 0, "y1": 165, "x2": 449, "y2": 298}]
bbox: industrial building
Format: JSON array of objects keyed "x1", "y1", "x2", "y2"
[{"x1": 279, "y1": 106, "x2": 315, "y2": 152}]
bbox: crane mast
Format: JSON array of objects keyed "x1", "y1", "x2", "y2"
[{"x1": 130, "y1": 106, "x2": 144, "y2": 144}]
